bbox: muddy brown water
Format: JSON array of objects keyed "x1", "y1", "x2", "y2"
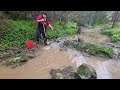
[
  {"x1": 0, "y1": 32, "x2": 120, "y2": 79},
  {"x1": 0, "y1": 47, "x2": 76, "y2": 79},
  {"x1": 84, "y1": 56, "x2": 120, "y2": 79},
  {"x1": 65, "y1": 32, "x2": 110, "y2": 44},
  {"x1": 79, "y1": 32, "x2": 110, "y2": 43}
]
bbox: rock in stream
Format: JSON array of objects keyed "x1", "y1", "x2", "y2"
[{"x1": 50, "y1": 64, "x2": 97, "y2": 79}]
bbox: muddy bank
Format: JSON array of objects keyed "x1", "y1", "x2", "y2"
[{"x1": 0, "y1": 42, "x2": 44, "y2": 67}]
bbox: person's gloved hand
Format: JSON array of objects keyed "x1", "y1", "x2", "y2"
[
  {"x1": 52, "y1": 27, "x2": 56, "y2": 32},
  {"x1": 51, "y1": 27, "x2": 54, "y2": 30},
  {"x1": 41, "y1": 19, "x2": 45, "y2": 21}
]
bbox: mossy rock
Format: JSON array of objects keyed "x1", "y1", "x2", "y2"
[
  {"x1": 9, "y1": 55, "x2": 28, "y2": 63},
  {"x1": 64, "y1": 40, "x2": 113, "y2": 58},
  {"x1": 50, "y1": 66, "x2": 80, "y2": 79},
  {"x1": 76, "y1": 63, "x2": 97, "y2": 79}
]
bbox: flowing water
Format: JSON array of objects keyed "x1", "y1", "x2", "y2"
[
  {"x1": 0, "y1": 30, "x2": 120, "y2": 79},
  {"x1": 84, "y1": 56, "x2": 120, "y2": 79},
  {"x1": 0, "y1": 47, "x2": 76, "y2": 79},
  {"x1": 79, "y1": 32, "x2": 110, "y2": 43}
]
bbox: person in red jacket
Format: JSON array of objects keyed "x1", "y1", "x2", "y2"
[{"x1": 36, "y1": 13, "x2": 55, "y2": 45}]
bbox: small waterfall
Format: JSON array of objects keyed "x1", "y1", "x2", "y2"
[{"x1": 67, "y1": 49, "x2": 86, "y2": 67}]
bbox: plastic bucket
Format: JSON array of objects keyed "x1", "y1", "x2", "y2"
[{"x1": 25, "y1": 40, "x2": 34, "y2": 49}]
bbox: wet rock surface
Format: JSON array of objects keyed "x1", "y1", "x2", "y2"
[
  {"x1": 76, "y1": 63, "x2": 97, "y2": 79},
  {"x1": 100, "y1": 42, "x2": 120, "y2": 48},
  {"x1": 50, "y1": 66, "x2": 80, "y2": 79},
  {"x1": 50, "y1": 63, "x2": 97, "y2": 79},
  {"x1": 82, "y1": 28, "x2": 103, "y2": 33},
  {"x1": 100, "y1": 42, "x2": 120, "y2": 60},
  {"x1": 0, "y1": 42, "x2": 40, "y2": 67},
  {"x1": 78, "y1": 37, "x2": 84, "y2": 42},
  {"x1": 81, "y1": 52, "x2": 90, "y2": 57}
]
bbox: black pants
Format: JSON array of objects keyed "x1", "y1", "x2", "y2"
[{"x1": 36, "y1": 30, "x2": 47, "y2": 45}]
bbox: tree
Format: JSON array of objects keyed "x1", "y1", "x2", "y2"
[{"x1": 111, "y1": 11, "x2": 120, "y2": 28}]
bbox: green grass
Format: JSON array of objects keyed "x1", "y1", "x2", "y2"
[
  {"x1": 0, "y1": 19, "x2": 77, "y2": 51},
  {"x1": 86, "y1": 22, "x2": 120, "y2": 29},
  {"x1": 64, "y1": 40, "x2": 113, "y2": 58},
  {"x1": 0, "y1": 19, "x2": 37, "y2": 51},
  {"x1": 46, "y1": 21, "x2": 77, "y2": 38},
  {"x1": 101, "y1": 28, "x2": 120, "y2": 43}
]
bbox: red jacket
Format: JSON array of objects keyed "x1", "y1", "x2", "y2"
[
  {"x1": 36, "y1": 15, "x2": 51, "y2": 31},
  {"x1": 36, "y1": 15, "x2": 50, "y2": 26}
]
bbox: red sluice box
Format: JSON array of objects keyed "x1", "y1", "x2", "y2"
[{"x1": 25, "y1": 40, "x2": 34, "y2": 49}]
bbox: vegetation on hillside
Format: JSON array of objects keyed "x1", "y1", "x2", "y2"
[
  {"x1": 47, "y1": 21, "x2": 77, "y2": 38},
  {"x1": 0, "y1": 19, "x2": 36, "y2": 51},
  {"x1": 0, "y1": 11, "x2": 120, "y2": 52},
  {"x1": 0, "y1": 19, "x2": 77, "y2": 51}
]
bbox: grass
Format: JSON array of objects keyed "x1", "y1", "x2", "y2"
[
  {"x1": 101, "y1": 28, "x2": 120, "y2": 43},
  {"x1": 0, "y1": 19, "x2": 77, "y2": 51},
  {"x1": 64, "y1": 40, "x2": 113, "y2": 58},
  {"x1": 46, "y1": 20, "x2": 77, "y2": 39},
  {"x1": 86, "y1": 22, "x2": 120, "y2": 29},
  {"x1": 0, "y1": 19, "x2": 37, "y2": 51}
]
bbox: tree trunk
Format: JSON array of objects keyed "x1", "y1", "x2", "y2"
[
  {"x1": 92, "y1": 11, "x2": 99, "y2": 25},
  {"x1": 112, "y1": 11, "x2": 119, "y2": 28},
  {"x1": 88, "y1": 12, "x2": 92, "y2": 25}
]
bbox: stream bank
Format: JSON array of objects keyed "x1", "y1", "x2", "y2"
[{"x1": 0, "y1": 28, "x2": 120, "y2": 79}]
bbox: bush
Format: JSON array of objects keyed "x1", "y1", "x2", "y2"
[
  {"x1": 111, "y1": 34, "x2": 120, "y2": 43},
  {"x1": 101, "y1": 28, "x2": 120, "y2": 43}
]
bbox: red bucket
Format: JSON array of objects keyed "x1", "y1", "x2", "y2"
[{"x1": 25, "y1": 40, "x2": 34, "y2": 49}]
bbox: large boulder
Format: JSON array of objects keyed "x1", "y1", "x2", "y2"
[
  {"x1": 76, "y1": 63, "x2": 97, "y2": 79},
  {"x1": 50, "y1": 64, "x2": 97, "y2": 79},
  {"x1": 50, "y1": 66, "x2": 80, "y2": 79}
]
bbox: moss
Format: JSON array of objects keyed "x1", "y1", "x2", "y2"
[
  {"x1": 76, "y1": 63, "x2": 97, "y2": 79},
  {"x1": 64, "y1": 40, "x2": 113, "y2": 58},
  {"x1": 50, "y1": 66, "x2": 81, "y2": 79},
  {"x1": 9, "y1": 55, "x2": 28, "y2": 63}
]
